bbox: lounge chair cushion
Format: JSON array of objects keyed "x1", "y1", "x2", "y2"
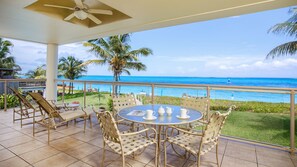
[{"x1": 60, "y1": 111, "x2": 86, "y2": 121}]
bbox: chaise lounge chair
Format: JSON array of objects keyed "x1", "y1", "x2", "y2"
[
  {"x1": 28, "y1": 92, "x2": 93, "y2": 143},
  {"x1": 8, "y1": 87, "x2": 43, "y2": 129}
]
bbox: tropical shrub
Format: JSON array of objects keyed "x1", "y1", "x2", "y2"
[
  {"x1": 107, "y1": 98, "x2": 113, "y2": 112},
  {"x1": 141, "y1": 96, "x2": 291, "y2": 114},
  {"x1": 0, "y1": 94, "x2": 19, "y2": 109}
]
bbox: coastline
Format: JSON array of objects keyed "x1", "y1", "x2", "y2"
[{"x1": 57, "y1": 76, "x2": 297, "y2": 103}]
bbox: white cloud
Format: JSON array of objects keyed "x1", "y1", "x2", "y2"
[{"x1": 4, "y1": 38, "x2": 297, "y2": 78}]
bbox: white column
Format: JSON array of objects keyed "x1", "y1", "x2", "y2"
[{"x1": 45, "y1": 43, "x2": 58, "y2": 101}]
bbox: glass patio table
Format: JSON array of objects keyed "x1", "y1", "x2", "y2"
[{"x1": 118, "y1": 104, "x2": 203, "y2": 166}]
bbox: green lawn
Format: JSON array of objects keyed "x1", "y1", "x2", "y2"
[
  {"x1": 143, "y1": 95, "x2": 294, "y2": 146},
  {"x1": 223, "y1": 111, "x2": 293, "y2": 146},
  {"x1": 58, "y1": 93, "x2": 295, "y2": 147},
  {"x1": 57, "y1": 92, "x2": 111, "y2": 109}
]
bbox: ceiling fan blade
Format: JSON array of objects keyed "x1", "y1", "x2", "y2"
[
  {"x1": 44, "y1": 4, "x2": 74, "y2": 10},
  {"x1": 74, "y1": 0, "x2": 84, "y2": 8},
  {"x1": 87, "y1": 14, "x2": 102, "y2": 24},
  {"x1": 64, "y1": 13, "x2": 75, "y2": 21},
  {"x1": 88, "y1": 9, "x2": 113, "y2": 15}
]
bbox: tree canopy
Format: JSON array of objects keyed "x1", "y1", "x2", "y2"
[
  {"x1": 267, "y1": 8, "x2": 297, "y2": 58},
  {"x1": 83, "y1": 34, "x2": 152, "y2": 93}
]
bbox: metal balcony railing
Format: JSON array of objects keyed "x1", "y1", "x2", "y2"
[{"x1": 0, "y1": 78, "x2": 296, "y2": 154}]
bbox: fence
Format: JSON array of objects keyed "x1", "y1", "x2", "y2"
[{"x1": 0, "y1": 78, "x2": 296, "y2": 154}]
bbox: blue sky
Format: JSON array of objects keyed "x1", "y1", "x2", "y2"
[{"x1": 6, "y1": 7, "x2": 297, "y2": 78}]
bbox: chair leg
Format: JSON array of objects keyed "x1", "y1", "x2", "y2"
[
  {"x1": 84, "y1": 117, "x2": 87, "y2": 133},
  {"x1": 20, "y1": 113, "x2": 23, "y2": 128},
  {"x1": 101, "y1": 142, "x2": 106, "y2": 167},
  {"x1": 216, "y1": 144, "x2": 220, "y2": 167},
  {"x1": 89, "y1": 115, "x2": 92, "y2": 129},
  {"x1": 47, "y1": 125, "x2": 50, "y2": 144},
  {"x1": 122, "y1": 153, "x2": 125, "y2": 167},
  {"x1": 164, "y1": 141, "x2": 167, "y2": 167},
  {"x1": 13, "y1": 109, "x2": 15, "y2": 123},
  {"x1": 197, "y1": 154, "x2": 201, "y2": 167},
  {"x1": 155, "y1": 142, "x2": 158, "y2": 167},
  {"x1": 33, "y1": 111, "x2": 35, "y2": 137}
]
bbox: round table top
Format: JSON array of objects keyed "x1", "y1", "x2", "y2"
[{"x1": 118, "y1": 104, "x2": 203, "y2": 125}]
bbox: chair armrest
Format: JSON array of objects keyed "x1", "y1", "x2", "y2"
[
  {"x1": 165, "y1": 126, "x2": 202, "y2": 137},
  {"x1": 120, "y1": 127, "x2": 157, "y2": 140},
  {"x1": 115, "y1": 119, "x2": 126, "y2": 124},
  {"x1": 189, "y1": 120, "x2": 208, "y2": 129},
  {"x1": 197, "y1": 120, "x2": 208, "y2": 124}
]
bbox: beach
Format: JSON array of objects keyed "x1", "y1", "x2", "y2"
[{"x1": 58, "y1": 76, "x2": 297, "y2": 103}]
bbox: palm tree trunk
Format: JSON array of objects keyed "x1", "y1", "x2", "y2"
[
  {"x1": 68, "y1": 82, "x2": 71, "y2": 94},
  {"x1": 114, "y1": 72, "x2": 119, "y2": 95},
  {"x1": 71, "y1": 82, "x2": 74, "y2": 94}
]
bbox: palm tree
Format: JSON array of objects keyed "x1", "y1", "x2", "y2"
[
  {"x1": 25, "y1": 64, "x2": 46, "y2": 79},
  {"x1": 58, "y1": 56, "x2": 87, "y2": 94},
  {"x1": 267, "y1": 8, "x2": 297, "y2": 58},
  {"x1": 83, "y1": 34, "x2": 152, "y2": 94},
  {"x1": 0, "y1": 38, "x2": 21, "y2": 77}
]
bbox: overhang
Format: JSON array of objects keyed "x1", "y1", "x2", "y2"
[{"x1": 0, "y1": 0, "x2": 296, "y2": 44}]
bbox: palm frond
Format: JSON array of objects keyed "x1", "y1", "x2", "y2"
[
  {"x1": 267, "y1": 41, "x2": 297, "y2": 58},
  {"x1": 81, "y1": 59, "x2": 105, "y2": 66},
  {"x1": 84, "y1": 42, "x2": 112, "y2": 59},
  {"x1": 268, "y1": 22, "x2": 297, "y2": 38},
  {"x1": 129, "y1": 48, "x2": 153, "y2": 57},
  {"x1": 122, "y1": 69, "x2": 131, "y2": 75},
  {"x1": 58, "y1": 56, "x2": 87, "y2": 80},
  {"x1": 287, "y1": 7, "x2": 297, "y2": 22},
  {"x1": 120, "y1": 34, "x2": 131, "y2": 43},
  {"x1": 125, "y1": 62, "x2": 146, "y2": 71},
  {"x1": 83, "y1": 34, "x2": 151, "y2": 81}
]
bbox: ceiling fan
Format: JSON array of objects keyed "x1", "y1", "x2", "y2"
[{"x1": 44, "y1": 0, "x2": 113, "y2": 24}]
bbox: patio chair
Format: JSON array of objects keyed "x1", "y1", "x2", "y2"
[
  {"x1": 180, "y1": 94, "x2": 209, "y2": 130},
  {"x1": 96, "y1": 111, "x2": 158, "y2": 167},
  {"x1": 164, "y1": 105, "x2": 235, "y2": 167},
  {"x1": 112, "y1": 94, "x2": 142, "y2": 131},
  {"x1": 28, "y1": 92, "x2": 92, "y2": 143},
  {"x1": 8, "y1": 87, "x2": 43, "y2": 128},
  {"x1": 112, "y1": 93, "x2": 137, "y2": 117}
]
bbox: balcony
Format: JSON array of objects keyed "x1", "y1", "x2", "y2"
[
  {"x1": 0, "y1": 78, "x2": 296, "y2": 166},
  {"x1": 0, "y1": 108, "x2": 296, "y2": 167}
]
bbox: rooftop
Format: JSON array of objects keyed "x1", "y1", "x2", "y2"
[{"x1": 0, "y1": 109, "x2": 295, "y2": 167}]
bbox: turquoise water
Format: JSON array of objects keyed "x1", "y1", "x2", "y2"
[{"x1": 59, "y1": 76, "x2": 297, "y2": 103}]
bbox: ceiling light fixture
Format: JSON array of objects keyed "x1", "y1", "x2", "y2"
[{"x1": 74, "y1": 10, "x2": 88, "y2": 20}]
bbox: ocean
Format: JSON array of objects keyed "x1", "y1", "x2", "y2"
[{"x1": 60, "y1": 76, "x2": 297, "y2": 103}]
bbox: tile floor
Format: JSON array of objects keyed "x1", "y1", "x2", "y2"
[{"x1": 0, "y1": 109, "x2": 296, "y2": 167}]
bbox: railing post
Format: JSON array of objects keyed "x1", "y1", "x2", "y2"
[
  {"x1": 151, "y1": 84, "x2": 154, "y2": 104},
  {"x1": 62, "y1": 81, "x2": 65, "y2": 103},
  {"x1": 290, "y1": 90, "x2": 295, "y2": 155},
  {"x1": 206, "y1": 86, "x2": 210, "y2": 121},
  {"x1": 4, "y1": 81, "x2": 7, "y2": 111},
  {"x1": 112, "y1": 83, "x2": 115, "y2": 96},
  {"x1": 83, "y1": 82, "x2": 86, "y2": 108}
]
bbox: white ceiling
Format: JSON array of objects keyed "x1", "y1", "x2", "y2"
[{"x1": 0, "y1": 0, "x2": 296, "y2": 45}]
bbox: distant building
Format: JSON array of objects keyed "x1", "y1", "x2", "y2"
[{"x1": 0, "y1": 68, "x2": 45, "y2": 94}]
